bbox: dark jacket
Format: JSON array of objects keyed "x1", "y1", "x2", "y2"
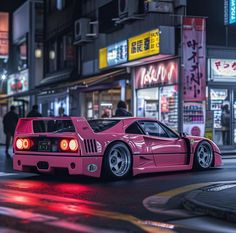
[
  {"x1": 27, "y1": 110, "x2": 42, "y2": 117},
  {"x1": 115, "y1": 108, "x2": 132, "y2": 117},
  {"x1": 3, "y1": 110, "x2": 19, "y2": 135}
]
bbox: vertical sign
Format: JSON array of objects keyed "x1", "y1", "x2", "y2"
[
  {"x1": 182, "y1": 17, "x2": 206, "y2": 101},
  {"x1": 0, "y1": 12, "x2": 9, "y2": 58},
  {"x1": 229, "y1": 0, "x2": 236, "y2": 24},
  {"x1": 225, "y1": 0, "x2": 229, "y2": 24}
]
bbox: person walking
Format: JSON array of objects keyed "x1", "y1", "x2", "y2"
[
  {"x1": 27, "y1": 104, "x2": 42, "y2": 117},
  {"x1": 3, "y1": 105, "x2": 19, "y2": 158},
  {"x1": 27, "y1": 104, "x2": 44, "y2": 132},
  {"x1": 114, "y1": 100, "x2": 132, "y2": 117},
  {"x1": 221, "y1": 104, "x2": 230, "y2": 145}
]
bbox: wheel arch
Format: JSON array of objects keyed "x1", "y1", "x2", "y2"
[
  {"x1": 101, "y1": 140, "x2": 134, "y2": 177},
  {"x1": 193, "y1": 139, "x2": 214, "y2": 169}
]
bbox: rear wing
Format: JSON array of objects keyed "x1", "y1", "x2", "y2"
[{"x1": 15, "y1": 117, "x2": 95, "y2": 138}]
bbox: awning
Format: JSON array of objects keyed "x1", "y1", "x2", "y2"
[{"x1": 0, "y1": 68, "x2": 128, "y2": 100}]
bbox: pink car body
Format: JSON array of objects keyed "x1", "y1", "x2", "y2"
[{"x1": 13, "y1": 117, "x2": 222, "y2": 178}]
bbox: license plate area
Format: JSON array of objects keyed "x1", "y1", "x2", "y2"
[{"x1": 38, "y1": 140, "x2": 51, "y2": 152}]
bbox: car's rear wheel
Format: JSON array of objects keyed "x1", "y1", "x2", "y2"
[
  {"x1": 103, "y1": 142, "x2": 132, "y2": 179},
  {"x1": 194, "y1": 141, "x2": 213, "y2": 170}
]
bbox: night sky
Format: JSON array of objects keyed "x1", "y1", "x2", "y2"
[
  {"x1": 187, "y1": 0, "x2": 236, "y2": 47},
  {"x1": 0, "y1": 0, "x2": 26, "y2": 12}
]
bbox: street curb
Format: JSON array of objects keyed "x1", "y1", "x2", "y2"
[{"x1": 182, "y1": 190, "x2": 236, "y2": 222}]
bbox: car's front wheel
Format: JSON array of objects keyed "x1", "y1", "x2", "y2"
[
  {"x1": 194, "y1": 141, "x2": 213, "y2": 170},
  {"x1": 103, "y1": 142, "x2": 132, "y2": 179}
]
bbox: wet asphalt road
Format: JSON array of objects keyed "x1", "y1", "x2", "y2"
[{"x1": 1, "y1": 151, "x2": 236, "y2": 233}]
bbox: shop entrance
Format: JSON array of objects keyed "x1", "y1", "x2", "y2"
[{"x1": 209, "y1": 87, "x2": 236, "y2": 147}]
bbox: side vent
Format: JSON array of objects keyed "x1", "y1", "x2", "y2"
[{"x1": 84, "y1": 139, "x2": 97, "y2": 153}]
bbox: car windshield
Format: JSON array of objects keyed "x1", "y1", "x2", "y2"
[
  {"x1": 88, "y1": 119, "x2": 120, "y2": 133},
  {"x1": 33, "y1": 120, "x2": 75, "y2": 133}
]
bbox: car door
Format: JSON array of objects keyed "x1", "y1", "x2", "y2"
[{"x1": 138, "y1": 121, "x2": 188, "y2": 166}]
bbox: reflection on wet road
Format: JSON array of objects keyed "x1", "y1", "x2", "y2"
[{"x1": 0, "y1": 178, "x2": 175, "y2": 233}]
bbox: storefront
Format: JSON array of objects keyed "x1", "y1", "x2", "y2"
[
  {"x1": 7, "y1": 69, "x2": 30, "y2": 117},
  {"x1": 134, "y1": 58, "x2": 179, "y2": 131},
  {"x1": 208, "y1": 58, "x2": 236, "y2": 147},
  {"x1": 38, "y1": 89, "x2": 69, "y2": 117}
]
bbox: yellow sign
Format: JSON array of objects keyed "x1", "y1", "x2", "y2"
[
  {"x1": 99, "y1": 47, "x2": 107, "y2": 69},
  {"x1": 128, "y1": 29, "x2": 160, "y2": 61}
]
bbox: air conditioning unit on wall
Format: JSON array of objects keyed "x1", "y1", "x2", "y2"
[
  {"x1": 147, "y1": 1, "x2": 174, "y2": 13},
  {"x1": 74, "y1": 18, "x2": 98, "y2": 45},
  {"x1": 118, "y1": 0, "x2": 142, "y2": 19}
]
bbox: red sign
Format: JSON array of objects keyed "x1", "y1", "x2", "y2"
[
  {"x1": 183, "y1": 17, "x2": 206, "y2": 101},
  {"x1": 0, "y1": 12, "x2": 9, "y2": 58},
  {"x1": 135, "y1": 59, "x2": 178, "y2": 89}
]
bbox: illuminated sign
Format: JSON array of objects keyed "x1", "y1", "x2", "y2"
[
  {"x1": 135, "y1": 59, "x2": 178, "y2": 89},
  {"x1": 107, "y1": 40, "x2": 127, "y2": 66},
  {"x1": 128, "y1": 29, "x2": 160, "y2": 61},
  {"x1": 0, "y1": 12, "x2": 9, "y2": 58},
  {"x1": 210, "y1": 59, "x2": 236, "y2": 79},
  {"x1": 230, "y1": 0, "x2": 236, "y2": 24},
  {"x1": 99, "y1": 47, "x2": 107, "y2": 69},
  {"x1": 7, "y1": 69, "x2": 29, "y2": 95},
  {"x1": 224, "y1": 0, "x2": 236, "y2": 24}
]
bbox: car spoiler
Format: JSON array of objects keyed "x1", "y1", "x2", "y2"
[{"x1": 14, "y1": 117, "x2": 95, "y2": 138}]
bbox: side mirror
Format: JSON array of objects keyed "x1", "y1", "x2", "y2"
[{"x1": 179, "y1": 132, "x2": 187, "y2": 138}]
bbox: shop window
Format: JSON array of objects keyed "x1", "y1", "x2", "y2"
[{"x1": 18, "y1": 41, "x2": 27, "y2": 71}]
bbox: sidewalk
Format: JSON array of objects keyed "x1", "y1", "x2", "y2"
[
  {"x1": 0, "y1": 145, "x2": 14, "y2": 173},
  {"x1": 183, "y1": 183, "x2": 236, "y2": 222}
]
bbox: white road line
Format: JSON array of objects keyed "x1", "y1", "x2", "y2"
[{"x1": 0, "y1": 172, "x2": 19, "y2": 177}]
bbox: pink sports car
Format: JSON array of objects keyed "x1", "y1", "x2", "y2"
[{"x1": 13, "y1": 117, "x2": 222, "y2": 179}]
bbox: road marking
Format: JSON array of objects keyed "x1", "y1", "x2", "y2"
[
  {"x1": 143, "y1": 180, "x2": 236, "y2": 217},
  {"x1": 0, "y1": 172, "x2": 19, "y2": 177}
]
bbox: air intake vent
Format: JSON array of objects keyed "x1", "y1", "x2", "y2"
[{"x1": 84, "y1": 139, "x2": 97, "y2": 153}]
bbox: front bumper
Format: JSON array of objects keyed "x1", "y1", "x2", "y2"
[{"x1": 13, "y1": 154, "x2": 103, "y2": 178}]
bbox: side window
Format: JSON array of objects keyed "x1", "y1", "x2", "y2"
[
  {"x1": 139, "y1": 121, "x2": 169, "y2": 138},
  {"x1": 125, "y1": 122, "x2": 143, "y2": 135},
  {"x1": 158, "y1": 122, "x2": 179, "y2": 138}
]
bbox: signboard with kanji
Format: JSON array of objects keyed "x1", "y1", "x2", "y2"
[
  {"x1": 0, "y1": 12, "x2": 9, "y2": 58},
  {"x1": 128, "y1": 29, "x2": 160, "y2": 61},
  {"x1": 182, "y1": 17, "x2": 206, "y2": 101},
  {"x1": 210, "y1": 59, "x2": 236, "y2": 79},
  {"x1": 107, "y1": 40, "x2": 127, "y2": 66}
]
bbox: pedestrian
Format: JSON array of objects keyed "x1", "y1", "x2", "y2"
[
  {"x1": 27, "y1": 104, "x2": 42, "y2": 117},
  {"x1": 101, "y1": 108, "x2": 110, "y2": 118},
  {"x1": 58, "y1": 106, "x2": 67, "y2": 117},
  {"x1": 221, "y1": 104, "x2": 230, "y2": 145},
  {"x1": 114, "y1": 100, "x2": 132, "y2": 117},
  {"x1": 3, "y1": 105, "x2": 19, "y2": 159},
  {"x1": 27, "y1": 104, "x2": 45, "y2": 132}
]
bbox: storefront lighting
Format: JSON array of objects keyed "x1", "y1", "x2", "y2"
[
  {"x1": 1, "y1": 74, "x2": 6, "y2": 80},
  {"x1": 49, "y1": 50, "x2": 56, "y2": 60},
  {"x1": 35, "y1": 48, "x2": 42, "y2": 58}
]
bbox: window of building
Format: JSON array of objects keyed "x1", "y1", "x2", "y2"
[{"x1": 18, "y1": 41, "x2": 27, "y2": 71}]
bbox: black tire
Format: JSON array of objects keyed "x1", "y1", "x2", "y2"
[
  {"x1": 194, "y1": 141, "x2": 213, "y2": 170},
  {"x1": 103, "y1": 142, "x2": 132, "y2": 179}
]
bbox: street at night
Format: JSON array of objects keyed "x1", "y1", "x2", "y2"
[
  {"x1": 0, "y1": 148, "x2": 236, "y2": 233},
  {"x1": 1, "y1": 0, "x2": 236, "y2": 232}
]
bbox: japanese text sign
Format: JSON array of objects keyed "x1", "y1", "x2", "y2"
[
  {"x1": 0, "y1": 12, "x2": 9, "y2": 58},
  {"x1": 135, "y1": 59, "x2": 178, "y2": 89},
  {"x1": 210, "y1": 59, "x2": 236, "y2": 78},
  {"x1": 224, "y1": 0, "x2": 236, "y2": 24},
  {"x1": 182, "y1": 17, "x2": 206, "y2": 101},
  {"x1": 107, "y1": 40, "x2": 127, "y2": 66},
  {"x1": 128, "y1": 29, "x2": 160, "y2": 61}
]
